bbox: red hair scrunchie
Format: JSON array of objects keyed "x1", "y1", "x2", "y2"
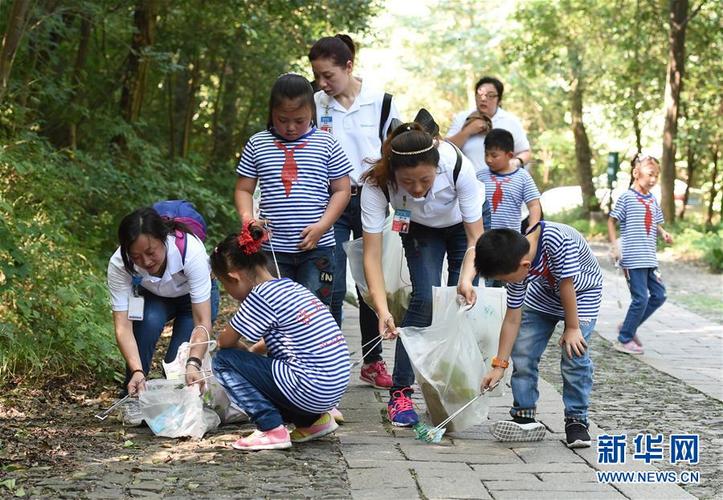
[{"x1": 237, "y1": 220, "x2": 268, "y2": 255}]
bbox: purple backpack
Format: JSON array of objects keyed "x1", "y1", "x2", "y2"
[{"x1": 153, "y1": 200, "x2": 207, "y2": 263}]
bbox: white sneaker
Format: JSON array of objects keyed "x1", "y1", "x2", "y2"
[{"x1": 490, "y1": 419, "x2": 546, "y2": 442}]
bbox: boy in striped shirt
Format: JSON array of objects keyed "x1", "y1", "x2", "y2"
[
  {"x1": 476, "y1": 223, "x2": 603, "y2": 449},
  {"x1": 607, "y1": 155, "x2": 673, "y2": 355},
  {"x1": 476, "y1": 129, "x2": 542, "y2": 232}
]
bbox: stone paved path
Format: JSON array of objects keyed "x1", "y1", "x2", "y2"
[{"x1": 338, "y1": 306, "x2": 696, "y2": 500}]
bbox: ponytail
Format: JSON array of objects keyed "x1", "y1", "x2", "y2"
[
  {"x1": 361, "y1": 122, "x2": 439, "y2": 191},
  {"x1": 308, "y1": 34, "x2": 356, "y2": 66},
  {"x1": 210, "y1": 223, "x2": 269, "y2": 279}
]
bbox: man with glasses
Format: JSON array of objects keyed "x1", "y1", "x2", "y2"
[{"x1": 447, "y1": 76, "x2": 532, "y2": 174}]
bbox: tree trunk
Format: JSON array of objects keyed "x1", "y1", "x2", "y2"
[
  {"x1": 118, "y1": 0, "x2": 157, "y2": 124},
  {"x1": 210, "y1": 56, "x2": 243, "y2": 166},
  {"x1": 0, "y1": 0, "x2": 32, "y2": 105},
  {"x1": 705, "y1": 142, "x2": 719, "y2": 229},
  {"x1": 179, "y1": 55, "x2": 201, "y2": 158},
  {"x1": 65, "y1": 14, "x2": 92, "y2": 149},
  {"x1": 568, "y1": 46, "x2": 599, "y2": 215},
  {"x1": 680, "y1": 140, "x2": 695, "y2": 220},
  {"x1": 660, "y1": 0, "x2": 688, "y2": 223}
]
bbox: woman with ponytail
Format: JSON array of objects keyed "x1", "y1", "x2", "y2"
[
  {"x1": 210, "y1": 222, "x2": 350, "y2": 451},
  {"x1": 309, "y1": 34, "x2": 401, "y2": 389},
  {"x1": 360, "y1": 123, "x2": 485, "y2": 427}
]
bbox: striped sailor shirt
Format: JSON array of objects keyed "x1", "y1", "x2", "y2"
[
  {"x1": 229, "y1": 278, "x2": 350, "y2": 413},
  {"x1": 236, "y1": 127, "x2": 352, "y2": 253},
  {"x1": 506, "y1": 222, "x2": 603, "y2": 320},
  {"x1": 477, "y1": 167, "x2": 540, "y2": 231},
  {"x1": 610, "y1": 188, "x2": 664, "y2": 269}
]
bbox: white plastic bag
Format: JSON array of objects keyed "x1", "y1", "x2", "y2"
[
  {"x1": 399, "y1": 296, "x2": 489, "y2": 432},
  {"x1": 162, "y1": 332, "x2": 248, "y2": 425},
  {"x1": 343, "y1": 215, "x2": 411, "y2": 324},
  {"x1": 139, "y1": 380, "x2": 220, "y2": 439},
  {"x1": 432, "y1": 286, "x2": 508, "y2": 397}
]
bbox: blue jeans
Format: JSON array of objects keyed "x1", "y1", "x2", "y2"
[
  {"x1": 265, "y1": 247, "x2": 335, "y2": 305},
  {"x1": 125, "y1": 280, "x2": 220, "y2": 385},
  {"x1": 619, "y1": 268, "x2": 666, "y2": 343},
  {"x1": 510, "y1": 307, "x2": 596, "y2": 422},
  {"x1": 213, "y1": 349, "x2": 321, "y2": 431},
  {"x1": 331, "y1": 193, "x2": 383, "y2": 363},
  {"x1": 392, "y1": 222, "x2": 468, "y2": 391}
]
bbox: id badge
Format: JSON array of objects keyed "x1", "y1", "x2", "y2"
[
  {"x1": 128, "y1": 294, "x2": 145, "y2": 321},
  {"x1": 320, "y1": 115, "x2": 333, "y2": 133},
  {"x1": 392, "y1": 208, "x2": 411, "y2": 233}
]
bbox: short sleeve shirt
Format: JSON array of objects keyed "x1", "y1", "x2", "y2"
[
  {"x1": 229, "y1": 279, "x2": 350, "y2": 413},
  {"x1": 610, "y1": 189, "x2": 664, "y2": 269},
  {"x1": 236, "y1": 127, "x2": 352, "y2": 252},
  {"x1": 506, "y1": 222, "x2": 603, "y2": 320},
  {"x1": 477, "y1": 167, "x2": 540, "y2": 231}
]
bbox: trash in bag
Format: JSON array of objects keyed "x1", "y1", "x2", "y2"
[
  {"x1": 399, "y1": 293, "x2": 490, "y2": 432},
  {"x1": 344, "y1": 215, "x2": 411, "y2": 324},
  {"x1": 162, "y1": 333, "x2": 248, "y2": 425},
  {"x1": 139, "y1": 379, "x2": 220, "y2": 439},
  {"x1": 431, "y1": 286, "x2": 509, "y2": 397}
]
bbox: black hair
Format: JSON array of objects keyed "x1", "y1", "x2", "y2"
[
  {"x1": 628, "y1": 153, "x2": 660, "y2": 187},
  {"x1": 210, "y1": 228, "x2": 268, "y2": 279},
  {"x1": 118, "y1": 207, "x2": 195, "y2": 275},
  {"x1": 266, "y1": 73, "x2": 316, "y2": 130},
  {"x1": 484, "y1": 128, "x2": 514, "y2": 153},
  {"x1": 474, "y1": 76, "x2": 504, "y2": 102},
  {"x1": 474, "y1": 229, "x2": 531, "y2": 277},
  {"x1": 308, "y1": 34, "x2": 356, "y2": 66},
  {"x1": 362, "y1": 122, "x2": 440, "y2": 190}
]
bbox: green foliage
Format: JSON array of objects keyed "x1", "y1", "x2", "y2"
[
  {"x1": 550, "y1": 208, "x2": 608, "y2": 239},
  {"x1": 670, "y1": 224, "x2": 723, "y2": 272},
  {"x1": 0, "y1": 0, "x2": 375, "y2": 384}
]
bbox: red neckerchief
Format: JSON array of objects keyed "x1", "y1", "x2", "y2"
[
  {"x1": 633, "y1": 191, "x2": 654, "y2": 234},
  {"x1": 274, "y1": 140, "x2": 308, "y2": 197},
  {"x1": 491, "y1": 175, "x2": 513, "y2": 212}
]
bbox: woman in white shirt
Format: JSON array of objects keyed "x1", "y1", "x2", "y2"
[
  {"x1": 360, "y1": 123, "x2": 484, "y2": 427},
  {"x1": 309, "y1": 34, "x2": 400, "y2": 389},
  {"x1": 107, "y1": 207, "x2": 218, "y2": 400}
]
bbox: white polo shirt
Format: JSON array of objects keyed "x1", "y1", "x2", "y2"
[
  {"x1": 447, "y1": 106, "x2": 530, "y2": 173},
  {"x1": 315, "y1": 79, "x2": 400, "y2": 186},
  {"x1": 107, "y1": 233, "x2": 212, "y2": 311},
  {"x1": 360, "y1": 141, "x2": 484, "y2": 233}
]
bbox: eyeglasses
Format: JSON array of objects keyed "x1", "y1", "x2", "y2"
[{"x1": 476, "y1": 91, "x2": 499, "y2": 100}]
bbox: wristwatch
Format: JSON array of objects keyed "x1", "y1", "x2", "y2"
[
  {"x1": 491, "y1": 356, "x2": 509, "y2": 369},
  {"x1": 515, "y1": 157, "x2": 525, "y2": 167}
]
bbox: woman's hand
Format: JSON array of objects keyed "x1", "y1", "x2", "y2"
[
  {"x1": 127, "y1": 371, "x2": 146, "y2": 396},
  {"x1": 481, "y1": 367, "x2": 505, "y2": 391},
  {"x1": 463, "y1": 117, "x2": 491, "y2": 136},
  {"x1": 185, "y1": 364, "x2": 206, "y2": 392},
  {"x1": 298, "y1": 222, "x2": 325, "y2": 250},
  {"x1": 379, "y1": 314, "x2": 398, "y2": 340},
  {"x1": 457, "y1": 280, "x2": 477, "y2": 306}
]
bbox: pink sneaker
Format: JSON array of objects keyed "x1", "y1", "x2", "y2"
[
  {"x1": 231, "y1": 425, "x2": 291, "y2": 451},
  {"x1": 360, "y1": 360, "x2": 393, "y2": 389},
  {"x1": 290, "y1": 412, "x2": 339, "y2": 443},
  {"x1": 329, "y1": 407, "x2": 345, "y2": 424},
  {"x1": 613, "y1": 340, "x2": 644, "y2": 355}
]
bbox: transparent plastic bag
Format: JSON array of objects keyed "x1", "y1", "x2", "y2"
[
  {"x1": 399, "y1": 296, "x2": 488, "y2": 432},
  {"x1": 139, "y1": 379, "x2": 220, "y2": 439},
  {"x1": 343, "y1": 215, "x2": 411, "y2": 324},
  {"x1": 432, "y1": 286, "x2": 508, "y2": 397}
]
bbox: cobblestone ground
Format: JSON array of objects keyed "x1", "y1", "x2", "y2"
[
  {"x1": 538, "y1": 328, "x2": 723, "y2": 499},
  {"x1": 1, "y1": 405, "x2": 351, "y2": 498}
]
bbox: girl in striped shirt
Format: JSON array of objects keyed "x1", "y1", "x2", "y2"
[
  {"x1": 234, "y1": 73, "x2": 352, "y2": 306},
  {"x1": 210, "y1": 224, "x2": 350, "y2": 451},
  {"x1": 607, "y1": 155, "x2": 673, "y2": 355}
]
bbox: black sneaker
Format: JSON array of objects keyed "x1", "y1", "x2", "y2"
[
  {"x1": 490, "y1": 416, "x2": 546, "y2": 442},
  {"x1": 565, "y1": 418, "x2": 591, "y2": 448}
]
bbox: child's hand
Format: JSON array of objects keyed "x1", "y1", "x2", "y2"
[
  {"x1": 609, "y1": 241, "x2": 620, "y2": 261},
  {"x1": 481, "y1": 367, "x2": 505, "y2": 391},
  {"x1": 298, "y1": 223, "x2": 325, "y2": 251},
  {"x1": 661, "y1": 230, "x2": 673, "y2": 244},
  {"x1": 559, "y1": 327, "x2": 587, "y2": 358},
  {"x1": 379, "y1": 314, "x2": 397, "y2": 339}
]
